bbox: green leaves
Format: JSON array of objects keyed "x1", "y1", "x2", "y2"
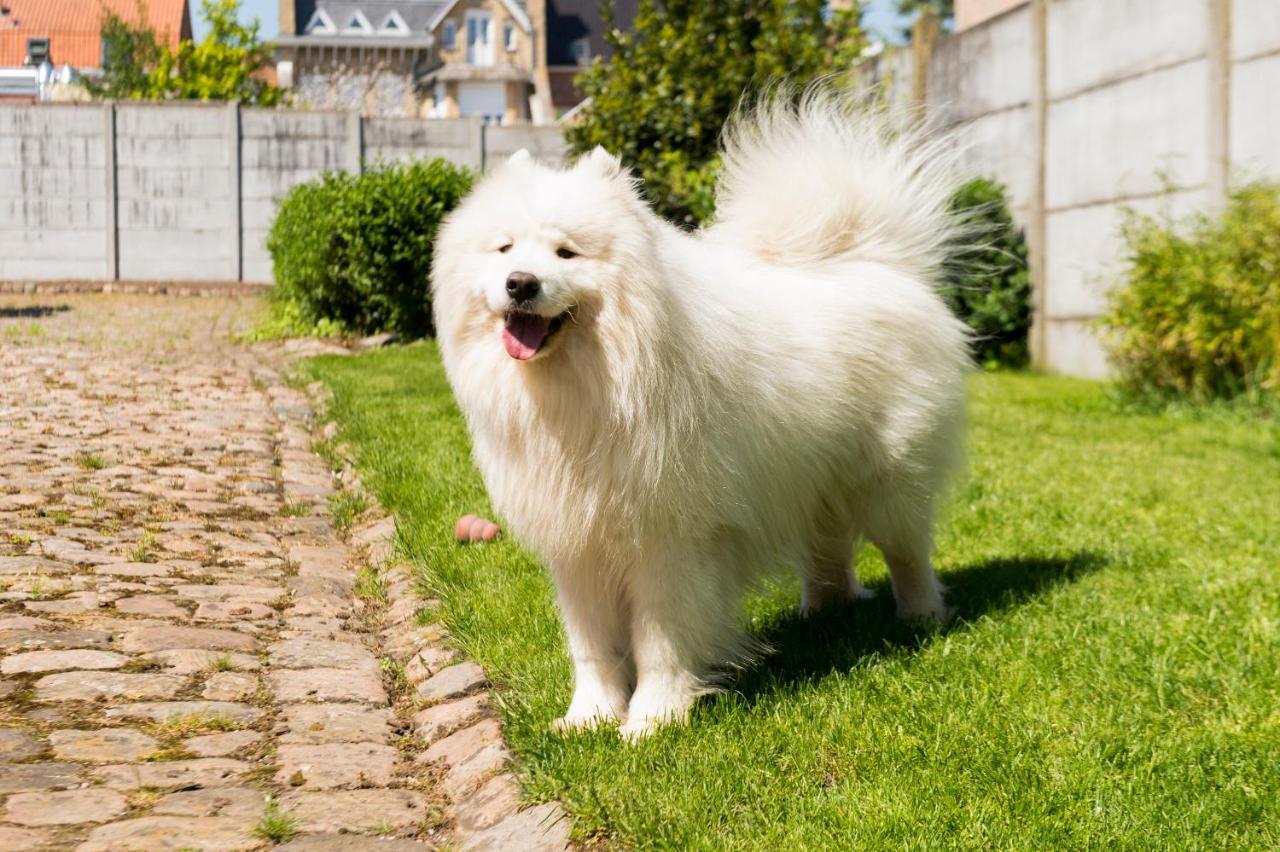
[
  {"x1": 565, "y1": 0, "x2": 866, "y2": 227},
  {"x1": 939, "y1": 177, "x2": 1032, "y2": 369},
  {"x1": 1100, "y1": 182, "x2": 1280, "y2": 403},
  {"x1": 88, "y1": 0, "x2": 283, "y2": 105},
  {"x1": 266, "y1": 159, "x2": 475, "y2": 339}
]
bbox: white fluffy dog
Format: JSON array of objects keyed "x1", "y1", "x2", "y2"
[{"x1": 432, "y1": 91, "x2": 971, "y2": 739}]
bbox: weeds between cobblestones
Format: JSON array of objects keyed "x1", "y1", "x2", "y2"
[{"x1": 1, "y1": 294, "x2": 543, "y2": 849}]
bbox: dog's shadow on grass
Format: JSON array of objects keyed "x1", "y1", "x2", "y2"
[
  {"x1": 727, "y1": 551, "x2": 1106, "y2": 703},
  {"x1": 0, "y1": 304, "x2": 70, "y2": 319}
]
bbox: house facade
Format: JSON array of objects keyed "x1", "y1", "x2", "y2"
[{"x1": 275, "y1": 0, "x2": 634, "y2": 122}]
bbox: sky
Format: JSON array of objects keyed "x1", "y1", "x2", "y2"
[{"x1": 192, "y1": 0, "x2": 911, "y2": 44}]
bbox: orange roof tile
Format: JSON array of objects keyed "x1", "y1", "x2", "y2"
[{"x1": 0, "y1": 0, "x2": 192, "y2": 69}]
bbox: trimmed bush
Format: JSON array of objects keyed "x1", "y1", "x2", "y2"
[
  {"x1": 940, "y1": 177, "x2": 1032, "y2": 368},
  {"x1": 1099, "y1": 182, "x2": 1280, "y2": 402},
  {"x1": 267, "y1": 159, "x2": 473, "y2": 338}
]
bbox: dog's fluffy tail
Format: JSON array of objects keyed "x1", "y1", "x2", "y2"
[{"x1": 709, "y1": 87, "x2": 961, "y2": 281}]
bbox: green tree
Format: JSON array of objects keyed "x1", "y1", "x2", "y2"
[
  {"x1": 87, "y1": 2, "x2": 167, "y2": 99},
  {"x1": 90, "y1": 0, "x2": 282, "y2": 105},
  {"x1": 897, "y1": 0, "x2": 954, "y2": 30},
  {"x1": 565, "y1": 0, "x2": 866, "y2": 225}
]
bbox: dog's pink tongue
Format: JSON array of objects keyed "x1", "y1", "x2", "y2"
[{"x1": 502, "y1": 313, "x2": 551, "y2": 360}]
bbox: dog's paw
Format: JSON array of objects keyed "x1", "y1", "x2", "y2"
[
  {"x1": 618, "y1": 716, "x2": 662, "y2": 742},
  {"x1": 895, "y1": 601, "x2": 952, "y2": 624},
  {"x1": 550, "y1": 711, "x2": 616, "y2": 734}
]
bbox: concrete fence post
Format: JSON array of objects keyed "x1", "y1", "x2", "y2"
[
  {"x1": 1027, "y1": 0, "x2": 1049, "y2": 368},
  {"x1": 104, "y1": 102, "x2": 119, "y2": 282},
  {"x1": 1206, "y1": 0, "x2": 1231, "y2": 213},
  {"x1": 228, "y1": 101, "x2": 243, "y2": 282},
  {"x1": 910, "y1": 11, "x2": 941, "y2": 113},
  {"x1": 347, "y1": 110, "x2": 364, "y2": 174}
]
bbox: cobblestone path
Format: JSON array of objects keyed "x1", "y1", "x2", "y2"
[{"x1": 0, "y1": 295, "x2": 445, "y2": 850}]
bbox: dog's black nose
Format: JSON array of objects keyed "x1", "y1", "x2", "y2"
[{"x1": 505, "y1": 271, "x2": 540, "y2": 302}]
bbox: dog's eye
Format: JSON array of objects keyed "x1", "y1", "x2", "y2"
[
  {"x1": 556, "y1": 247, "x2": 578, "y2": 259},
  {"x1": 498, "y1": 243, "x2": 513, "y2": 253}
]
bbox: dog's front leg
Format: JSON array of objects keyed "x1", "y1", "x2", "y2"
[
  {"x1": 621, "y1": 544, "x2": 739, "y2": 740},
  {"x1": 551, "y1": 561, "x2": 633, "y2": 731}
]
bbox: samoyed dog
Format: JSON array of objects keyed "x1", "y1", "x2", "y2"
[{"x1": 431, "y1": 90, "x2": 971, "y2": 739}]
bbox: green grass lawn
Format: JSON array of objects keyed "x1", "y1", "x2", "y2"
[{"x1": 305, "y1": 343, "x2": 1280, "y2": 850}]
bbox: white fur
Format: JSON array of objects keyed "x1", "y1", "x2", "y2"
[{"x1": 432, "y1": 90, "x2": 971, "y2": 739}]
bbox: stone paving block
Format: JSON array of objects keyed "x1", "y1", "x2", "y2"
[
  {"x1": 268, "y1": 638, "x2": 379, "y2": 670},
  {"x1": 0, "y1": 726, "x2": 47, "y2": 761},
  {"x1": 269, "y1": 667, "x2": 387, "y2": 704},
  {"x1": 77, "y1": 815, "x2": 256, "y2": 851},
  {"x1": 274, "y1": 742, "x2": 399, "y2": 789},
  {"x1": 0, "y1": 762, "x2": 82, "y2": 793},
  {"x1": 34, "y1": 670, "x2": 186, "y2": 702},
  {"x1": 277, "y1": 704, "x2": 395, "y2": 745},
  {"x1": 114, "y1": 596, "x2": 189, "y2": 619},
  {"x1": 139, "y1": 649, "x2": 261, "y2": 673},
  {"x1": 2, "y1": 649, "x2": 128, "y2": 674},
  {"x1": 0, "y1": 826, "x2": 53, "y2": 848},
  {"x1": 0, "y1": 628, "x2": 114, "y2": 652},
  {"x1": 49, "y1": 729, "x2": 158, "y2": 763},
  {"x1": 278, "y1": 789, "x2": 429, "y2": 834},
  {"x1": 94, "y1": 758, "x2": 251, "y2": 790},
  {"x1": 3, "y1": 787, "x2": 128, "y2": 826},
  {"x1": 421, "y1": 719, "x2": 504, "y2": 770},
  {"x1": 455, "y1": 773, "x2": 523, "y2": 832},
  {"x1": 411, "y1": 694, "x2": 489, "y2": 744},
  {"x1": 193, "y1": 600, "x2": 276, "y2": 621},
  {"x1": 119, "y1": 625, "x2": 257, "y2": 653},
  {"x1": 182, "y1": 730, "x2": 263, "y2": 758},
  {"x1": 201, "y1": 672, "x2": 261, "y2": 701},
  {"x1": 278, "y1": 835, "x2": 428, "y2": 850},
  {"x1": 416, "y1": 661, "x2": 487, "y2": 703},
  {"x1": 104, "y1": 700, "x2": 264, "y2": 725},
  {"x1": 459, "y1": 802, "x2": 570, "y2": 852},
  {"x1": 152, "y1": 786, "x2": 267, "y2": 819}
]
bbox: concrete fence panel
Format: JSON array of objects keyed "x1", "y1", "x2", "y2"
[
  {"x1": 0, "y1": 104, "x2": 109, "y2": 280},
  {"x1": 1, "y1": 102, "x2": 568, "y2": 285}
]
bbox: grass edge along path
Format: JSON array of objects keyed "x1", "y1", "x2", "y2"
[{"x1": 304, "y1": 341, "x2": 1280, "y2": 850}]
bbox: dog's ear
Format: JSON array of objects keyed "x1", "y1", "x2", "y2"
[
  {"x1": 507, "y1": 149, "x2": 532, "y2": 167},
  {"x1": 580, "y1": 145, "x2": 623, "y2": 179}
]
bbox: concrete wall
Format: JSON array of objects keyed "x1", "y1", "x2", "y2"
[
  {"x1": 0, "y1": 102, "x2": 566, "y2": 284},
  {"x1": 869, "y1": 0, "x2": 1280, "y2": 378}
]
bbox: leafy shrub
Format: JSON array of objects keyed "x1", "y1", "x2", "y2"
[
  {"x1": 566, "y1": 0, "x2": 864, "y2": 226},
  {"x1": 1099, "y1": 182, "x2": 1280, "y2": 402},
  {"x1": 940, "y1": 177, "x2": 1032, "y2": 368},
  {"x1": 267, "y1": 159, "x2": 473, "y2": 338}
]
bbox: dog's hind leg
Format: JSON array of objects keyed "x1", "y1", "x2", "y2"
[
  {"x1": 861, "y1": 490, "x2": 949, "y2": 623},
  {"x1": 800, "y1": 521, "x2": 874, "y2": 615},
  {"x1": 552, "y1": 560, "x2": 633, "y2": 731}
]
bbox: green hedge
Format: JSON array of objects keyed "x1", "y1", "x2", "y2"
[
  {"x1": 1099, "y1": 182, "x2": 1280, "y2": 402},
  {"x1": 940, "y1": 177, "x2": 1032, "y2": 368},
  {"x1": 267, "y1": 158, "x2": 473, "y2": 338}
]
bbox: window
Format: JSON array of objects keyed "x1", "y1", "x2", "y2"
[
  {"x1": 465, "y1": 10, "x2": 493, "y2": 66},
  {"x1": 25, "y1": 37, "x2": 49, "y2": 66},
  {"x1": 342, "y1": 12, "x2": 372, "y2": 34},
  {"x1": 442, "y1": 20, "x2": 456, "y2": 49},
  {"x1": 381, "y1": 12, "x2": 408, "y2": 34},
  {"x1": 304, "y1": 9, "x2": 335, "y2": 34},
  {"x1": 504, "y1": 21, "x2": 516, "y2": 52},
  {"x1": 569, "y1": 36, "x2": 590, "y2": 65}
]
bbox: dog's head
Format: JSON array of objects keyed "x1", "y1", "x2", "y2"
[{"x1": 433, "y1": 147, "x2": 655, "y2": 363}]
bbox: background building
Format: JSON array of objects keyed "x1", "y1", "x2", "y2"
[
  {"x1": 0, "y1": 0, "x2": 191, "y2": 101},
  {"x1": 274, "y1": 0, "x2": 635, "y2": 122}
]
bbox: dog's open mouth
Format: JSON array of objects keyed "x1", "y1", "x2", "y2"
[{"x1": 502, "y1": 310, "x2": 569, "y2": 360}]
